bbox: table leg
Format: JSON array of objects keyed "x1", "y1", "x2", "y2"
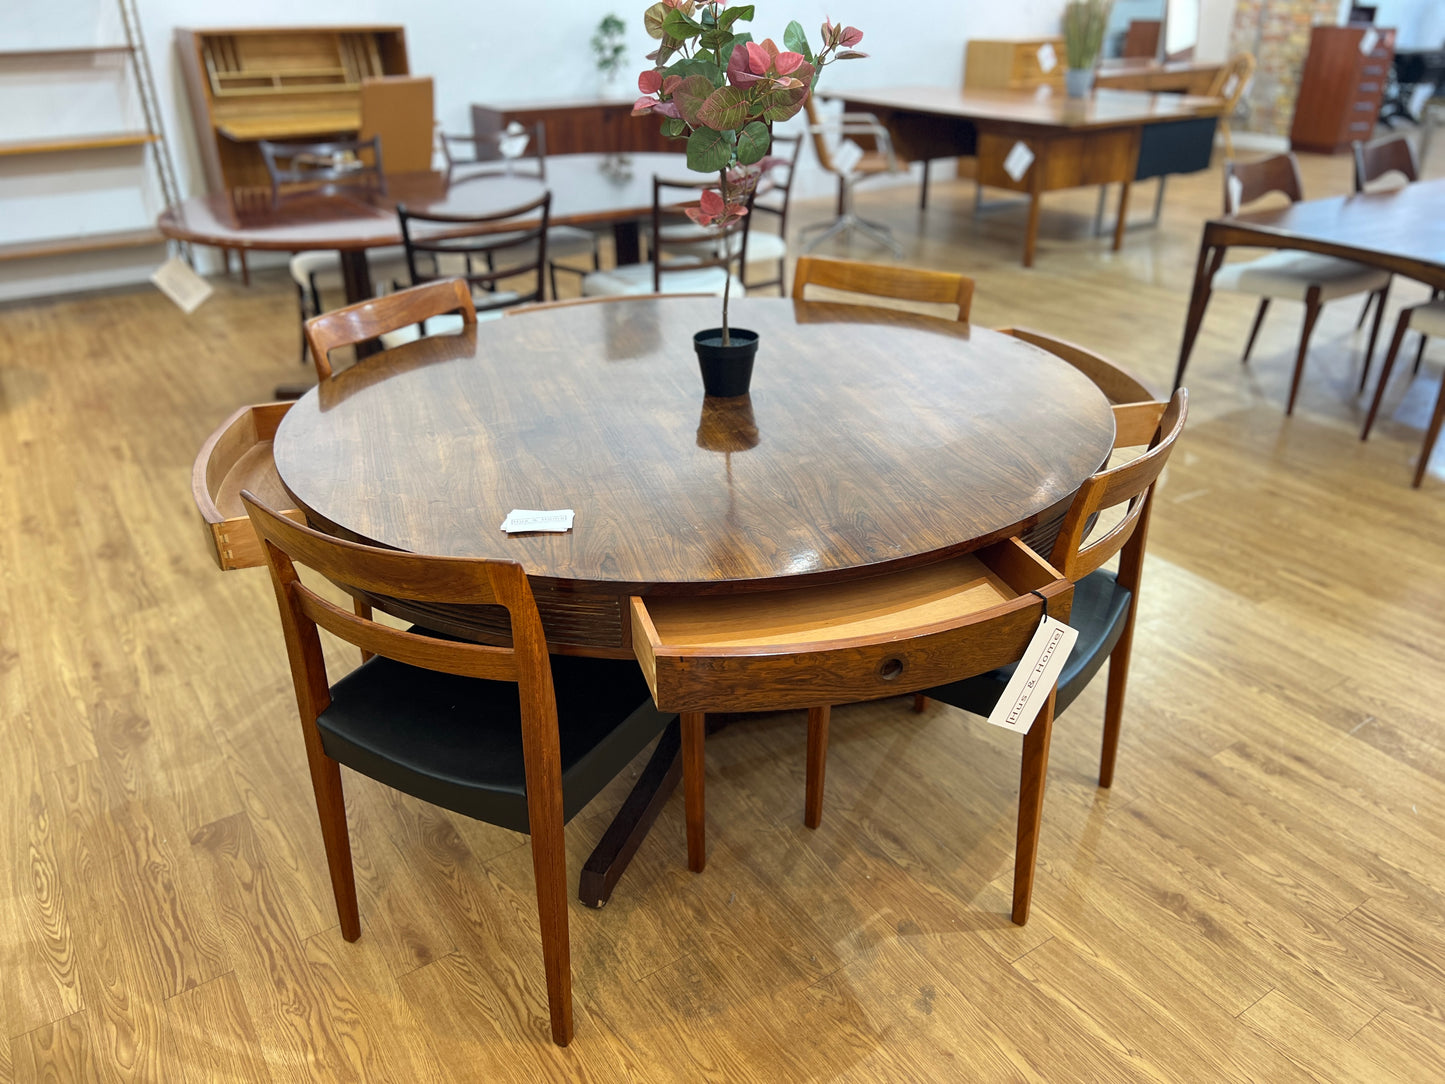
[
  {"x1": 1112, "y1": 181, "x2": 1131, "y2": 252},
  {"x1": 1173, "y1": 236, "x2": 1220, "y2": 392},
  {"x1": 1023, "y1": 182, "x2": 1043, "y2": 269},
  {"x1": 613, "y1": 220, "x2": 642, "y2": 266}
]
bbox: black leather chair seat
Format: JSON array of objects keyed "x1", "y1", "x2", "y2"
[
  {"x1": 319, "y1": 649, "x2": 669, "y2": 834},
  {"x1": 922, "y1": 569, "x2": 1134, "y2": 718}
]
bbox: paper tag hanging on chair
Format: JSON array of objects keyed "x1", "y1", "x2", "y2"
[
  {"x1": 832, "y1": 138, "x2": 865, "y2": 174},
  {"x1": 986, "y1": 615, "x2": 1078, "y2": 735}
]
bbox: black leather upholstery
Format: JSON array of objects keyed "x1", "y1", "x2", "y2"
[
  {"x1": 318, "y1": 648, "x2": 669, "y2": 834},
  {"x1": 921, "y1": 569, "x2": 1133, "y2": 719}
]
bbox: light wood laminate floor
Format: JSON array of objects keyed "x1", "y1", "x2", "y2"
[{"x1": 3, "y1": 150, "x2": 1445, "y2": 1081}]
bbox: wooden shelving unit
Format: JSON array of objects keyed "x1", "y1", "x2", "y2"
[{"x1": 0, "y1": 1, "x2": 186, "y2": 267}]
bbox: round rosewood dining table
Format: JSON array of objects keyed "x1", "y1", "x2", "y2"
[{"x1": 272, "y1": 296, "x2": 1116, "y2": 658}]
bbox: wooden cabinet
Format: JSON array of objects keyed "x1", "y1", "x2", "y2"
[
  {"x1": 175, "y1": 26, "x2": 410, "y2": 196},
  {"x1": 1289, "y1": 25, "x2": 1396, "y2": 155},
  {"x1": 964, "y1": 39, "x2": 1066, "y2": 92},
  {"x1": 472, "y1": 99, "x2": 676, "y2": 156}
]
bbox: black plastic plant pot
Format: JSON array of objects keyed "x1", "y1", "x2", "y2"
[{"x1": 693, "y1": 327, "x2": 759, "y2": 398}]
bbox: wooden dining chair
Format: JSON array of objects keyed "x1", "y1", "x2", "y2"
[
  {"x1": 916, "y1": 387, "x2": 1189, "y2": 790},
  {"x1": 792, "y1": 255, "x2": 975, "y2": 323},
  {"x1": 1359, "y1": 299, "x2": 1445, "y2": 487},
  {"x1": 554, "y1": 177, "x2": 746, "y2": 300},
  {"x1": 1212, "y1": 153, "x2": 1390, "y2": 414},
  {"x1": 1207, "y1": 53, "x2": 1255, "y2": 161},
  {"x1": 241, "y1": 492, "x2": 670, "y2": 1046},
  {"x1": 631, "y1": 537, "x2": 1073, "y2": 925},
  {"x1": 304, "y1": 278, "x2": 477, "y2": 380},
  {"x1": 257, "y1": 136, "x2": 409, "y2": 364}
]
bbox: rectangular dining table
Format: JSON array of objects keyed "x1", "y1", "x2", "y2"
[
  {"x1": 829, "y1": 85, "x2": 1221, "y2": 266},
  {"x1": 1172, "y1": 177, "x2": 1445, "y2": 392}
]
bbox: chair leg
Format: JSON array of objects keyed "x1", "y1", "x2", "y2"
[
  {"x1": 804, "y1": 706, "x2": 830, "y2": 830},
  {"x1": 1011, "y1": 688, "x2": 1057, "y2": 926},
  {"x1": 1099, "y1": 615, "x2": 1138, "y2": 789},
  {"x1": 525, "y1": 781, "x2": 574, "y2": 1046},
  {"x1": 681, "y1": 711, "x2": 707, "y2": 872},
  {"x1": 1359, "y1": 279, "x2": 1392, "y2": 393},
  {"x1": 1414, "y1": 333, "x2": 1430, "y2": 375},
  {"x1": 301, "y1": 736, "x2": 361, "y2": 942},
  {"x1": 1284, "y1": 288, "x2": 1324, "y2": 416},
  {"x1": 1362, "y1": 308, "x2": 1414, "y2": 441},
  {"x1": 1355, "y1": 291, "x2": 1374, "y2": 330},
  {"x1": 911, "y1": 694, "x2": 928, "y2": 713},
  {"x1": 1242, "y1": 298, "x2": 1270, "y2": 362},
  {"x1": 1221, "y1": 119, "x2": 1234, "y2": 162},
  {"x1": 1414, "y1": 374, "x2": 1445, "y2": 488}
]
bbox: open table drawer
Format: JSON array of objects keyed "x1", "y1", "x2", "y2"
[
  {"x1": 192, "y1": 402, "x2": 299, "y2": 570},
  {"x1": 631, "y1": 537, "x2": 1072, "y2": 714}
]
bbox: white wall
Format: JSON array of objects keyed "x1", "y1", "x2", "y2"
[{"x1": 0, "y1": 1, "x2": 1086, "y2": 300}]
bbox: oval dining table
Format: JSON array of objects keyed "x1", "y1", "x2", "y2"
[{"x1": 272, "y1": 295, "x2": 1117, "y2": 903}]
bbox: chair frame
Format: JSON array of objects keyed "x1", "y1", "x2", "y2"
[
  {"x1": 801, "y1": 97, "x2": 905, "y2": 257},
  {"x1": 792, "y1": 255, "x2": 975, "y2": 323},
  {"x1": 242, "y1": 492, "x2": 577, "y2": 1046},
  {"x1": 1218, "y1": 153, "x2": 1389, "y2": 414},
  {"x1": 398, "y1": 191, "x2": 552, "y2": 317},
  {"x1": 1359, "y1": 295, "x2": 1445, "y2": 487},
  {"x1": 258, "y1": 136, "x2": 387, "y2": 210},
  {"x1": 1208, "y1": 52, "x2": 1256, "y2": 161},
  {"x1": 1351, "y1": 135, "x2": 1429, "y2": 374},
  {"x1": 303, "y1": 278, "x2": 477, "y2": 380}
]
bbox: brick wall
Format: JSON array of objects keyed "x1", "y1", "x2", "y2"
[{"x1": 1229, "y1": 0, "x2": 1340, "y2": 134}]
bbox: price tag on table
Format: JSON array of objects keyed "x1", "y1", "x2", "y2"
[
  {"x1": 1003, "y1": 141, "x2": 1035, "y2": 182},
  {"x1": 1036, "y1": 43, "x2": 1058, "y2": 74},
  {"x1": 986, "y1": 615, "x2": 1078, "y2": 734},
  {"x1": 1359, "y1": 28, "x2": 1379, "y2": 56},
  {"x1": 501, "y1": 509, "x2": 575, "y2": 534}
]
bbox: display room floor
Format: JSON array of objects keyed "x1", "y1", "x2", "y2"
[{"x1": 2, "y1": 149, "x2": 1445, "y2": 1080}]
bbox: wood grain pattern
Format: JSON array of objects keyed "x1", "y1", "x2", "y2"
[
  {"x1": 272, "y1": 297, "x2": 1114, "y2": 654},
  {"x1": 5, "y1": 146, "x2": 1445, "y2": 1078}
]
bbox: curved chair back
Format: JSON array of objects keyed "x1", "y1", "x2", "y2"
[
  {"x1": 793, "y1": 256, "x2": 974, "y2": 322},
  {"x1": 996, "y1": 327, "x2": 1155, "y2": 404},
  {"x1": 304, "y1": 278, "x2": 476, "y2": 380},
  {"x1": 651, "y1": 176, "x2": 748, "y2": 292},
  {"x1": 1224, "y1": 152, "x2": 1304, "y2": 213},
  {"x1": 1210, "y1": 52, "x2": 1255, "y2": 111},
  {"x1": 258, "y1": 137, "x2": 386, "y2": 209},
  {"x1": 1049, "y1": 390, "x2": 1189, "y2": 581},
  {"x1": 1353, "y1": 134, "x2": 1419, "y2": 192},
  {"x1": 398, "y1": 191, "x2": 551, "y2": 315}
]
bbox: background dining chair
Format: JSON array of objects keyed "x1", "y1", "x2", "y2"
[
  {"x1": 1207, "y1": 52, "x2": 1256, "y2": 162},
  {"x1": 394, "y1": 192, "x2": 550, "y2": 343},
  {"x1": 1359, "y1": 299, "x2": 1445, "y2": 487},
  {"x1": 792, "y1": 255, "x2": 975, "y2": 323},
  {"x1": 800, "y1": 97, "x2": 906, "y2": 257},
  {"x1": 438, "y1": 121, "x2": 603, "y2": 280},
  {"x1": 554, "y1": 177, "x2": 746, "y2": 299},
  {"x1": 1213, "y1": 153, "x2": 1391, "y2": 415},
  {"x1": 241, "y1": 492, "x2": 671, "y2": 1047},
  {"x1": 917, "y1": 383, "x2": 1189, "y2": 789},
  {"x1": 258, "y1": 136, "x2": 410, "y2": 364},
  {"x1": 304, "y1": 278, "x2": 477, "y2": 380},
  {"x1": 1351, "y1": 134, "x2": 1419, "y2": 337},
  {"x1": 630, "y1": 536, "x2": 1073, "y2": 925}
]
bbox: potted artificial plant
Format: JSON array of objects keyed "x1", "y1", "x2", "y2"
[
  {"x1": 1062, "y1": 0, "x2": 1113, "y2": 98},
  {"x1": 592, "y1": 14, "x2": 628, "y2": 94},
  {"x1": 632, "y1": 2, "x2": 866, "y2": 397}
]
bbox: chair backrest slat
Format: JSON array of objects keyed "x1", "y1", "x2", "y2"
[
  {"x1": 398, "y1": 191, "x2": 551, "y2": 313},
  {"x1": 997, "y1": 327, "x2": 1155, "y2": 403},
  {"x1": 1224, "y1": 152, "x2": 1304, "y2": 213},
  {"x1": 651, "y1": 176, "x2": 747, "y2": 292},
  {"x1": 1048, "y1": 391, "x2": 1188, "y2": 580},
  {"x1": 793, "y1": 256, "x2": 974, "y2": 323},
  {"x1": 1353, "y1": 134, "x2": 1419, "y2": 192},
  {"x1": 305, "y1": 279, "x2": 477, "y2": 380}
]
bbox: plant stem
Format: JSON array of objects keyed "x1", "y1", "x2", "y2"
[{"x1": 719, "y1": 167, "x2": 731, "y2": 346}]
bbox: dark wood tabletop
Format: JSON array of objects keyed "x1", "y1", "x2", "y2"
[
  {"x1": 1174, "y1": 177, "x2": 1445, "y2": 390},
  {"x1": 830, "y1": 85, "x2": 1220, "y2": 132},
  {"x1": 155, "y1": 151, "x2": 690, "y2": 253},
  {"x1": 272, "y1": 296, "x2": 1115, "y2": 655}
]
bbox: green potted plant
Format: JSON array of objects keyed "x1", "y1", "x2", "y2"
[
  {"x1": 1062, "y1": 0, "x2": 1112, "y2": 98},
  {"x1": 592, "y1": 14, "x2": 628, "y2": 93},
  {"x1": 632, "y1": 1, "x2": 866, "y2": 396}
]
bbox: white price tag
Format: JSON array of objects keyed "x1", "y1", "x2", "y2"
[
  {"x1": 832, "y1": 138, "x2": 865, "y2": 174},
  {"x1": 986, "y1": 615, "x2": 1078, "y2": 734},
  {"x1": 1036, "y1": 43, "x2": 1058, "y2": 74},
  {"x1": 1003, "y1": 141, "x2": 1035, "y2": 182},
  {"x1": 501, "y1": 509, "x2": 575, "y2": 534},
  {"x1": 1359, "y1": 28, "x2": 1379, "y2": 56},
  {"x1": 1227, "y1": 173, "x2": 1244, "y2": 212},
  {"x1": 498, "y1": 120, "x2": 531, "y2": 159},
  {"x1": 150, "y1": 256, "x2": 213, "y2": 314}
]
